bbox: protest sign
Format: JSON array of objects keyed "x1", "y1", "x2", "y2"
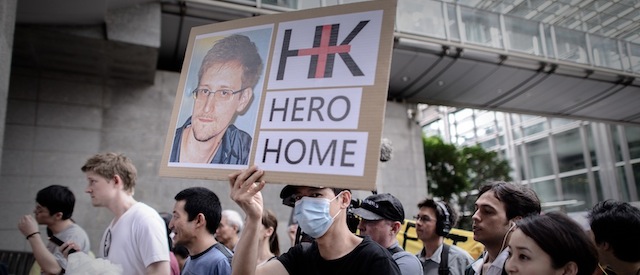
[{"x1": 161, "y1": 0, "x2": 397, "y2": 191}]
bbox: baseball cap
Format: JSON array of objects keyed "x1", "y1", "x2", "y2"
[
  {"x1": 280, "y1": 185, "x2": 351, "y2": 207},
  {"x1": 351, "y1": 193, "x2": 405, "y2": 222}
]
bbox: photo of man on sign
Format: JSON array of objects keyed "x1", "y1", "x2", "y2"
[{"x1": 170, "y1": 30, "x2": 268, "y2": 165}]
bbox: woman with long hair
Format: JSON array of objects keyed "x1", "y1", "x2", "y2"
[{"x1": 257, "y1": 209, "x2": 280, "y2": 266}]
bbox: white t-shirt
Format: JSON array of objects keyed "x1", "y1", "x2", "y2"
[
  {"x1": 99, "y1": 202, "x2": 169, "y2": 274},
  {"x1": 47, "y1": 223, "x2": 91, "y2": 270}
]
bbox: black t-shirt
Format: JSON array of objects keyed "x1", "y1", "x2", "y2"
[{"x1": 278, "y1": 235, "x2": 401, "y2": 275}]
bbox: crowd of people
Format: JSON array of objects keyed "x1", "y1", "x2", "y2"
[{"x1": 8, "y1": 152, "x2": 640, "y2": 275}]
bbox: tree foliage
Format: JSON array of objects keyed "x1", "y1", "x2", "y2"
[{"x1": 423, "y1": 136, "x2": 512, "y2": 201}]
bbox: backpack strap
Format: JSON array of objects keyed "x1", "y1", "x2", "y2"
[
  {"x1": 439, "y1": 244, "x2": 450, "y2": 275},
  {"x1": 387, "y1": 245, "x2": 404, "y2": 255},
  {"x1": 213, "y1": 243, "x2": 234, "y2": 264}
]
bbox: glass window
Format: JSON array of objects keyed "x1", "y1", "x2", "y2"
[
  {"x1": 530, "y1": 180, "x2": 559, "y2": 204},
  {"x1": 593, "y1": 171, "x2": 604, "y2": 202},
  {"x1": 496, "y1": 112, "x2": 505, "y2": 132},
  {"x1": 585, "y1": 124, "x2": 598, "y2": 167},
  {"x1": 516, "y1": 144, "x2": 526, "y2": 180},
  {"x1": 521, "y1": 114, "x2": 537, "y2": 122},
  {"x1": 510, "y1": 113, "x2": 521, "y2": 124},
  {"x1": 550, "y1": 117, "x2": 574, "y2": 128},
  {"x1": 625, "y1": 125, "x2": 640, "y2": 160},
  {"x1": 460, "y1": 6, "x2": 503, "y2": 48},
  {"x1": 504, "y1": 15, "x2": 543, "y2": 56},
  {"x1": 261, "y1": 0, "x2": 297, "y2": 9},
  {"x1": 454, "y1": 109, "x2": 473, "y2": 122},
  {"x1": 561, "y1": 174, "x2": 593, "y2": 212},
  {"x1": 630, "y1": 43, "x2": 640, "y2": 74},
  {"x1": 526, "y1": 138, "x2": 554, "y2": 178},
  {"x1": 617, "y1": 166, "x2": 631, "y2": 202},
  {"x1": 397, "y1": 0, "x2": 446, "y2": 38},
  {"x1": 611, "y1": 125, "x2": 623, "y2": 162},
  {"x1": 513, "y1": 126, "x2": 522, "y2": 140},
  {"x1": 554, "y1": 26, "x2": 589, "y2": 64},
  {"x1": 554, "y1": 128, "x2": 586, "y2": 173},
  {"x1": 523, "y1": 121, "x2": 546, "y2": 136},
  {"x1": 589, "y1": 34, "x2": 623, "y2": 70},
  {"x1": 446, "y1": 3, "x2": 460, "y2": 41},
  {"x1": 634, "y1": 163, "x2": 640, "y2": 201},
  {"x1": 480, "y1": 138, "x2": 497, "y2": 149},
  {"x1": 423, "y1": 121, "x2": 442, "y2": 137}
]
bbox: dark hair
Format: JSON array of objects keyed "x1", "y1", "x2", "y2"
[
  {"x1": 262, "y1": 209, "x2": 280, "y2": 256},
  {"x1": 36, "y1": 185, "x2": 75, "y2": 220},
  {"x1": 198, "y1": 34, "x2": 263, "y2": 91},
  {"x1": 173, "y1": 244, "x2": 189, "y2": 259},
  {"x1": 81, "y1": 152, "x2": 137, "y2": 192},
  {"x1": 159, "y1": 212, "x2": 174, "y2": 250},
  {"x1": 589, "y1": 200, "x2": 640, "y2": 262},
  {"x1": 417, "y1": 198, "x2": 458, "y2": 227},
  {"x1": 478, "y1": 181, "x2": 541, "y2": 220},
  {"x1": 516, "y1": 212, "x2": 597, "y2": 275},
  {"x1": 174, "y1": 187, "x2": 222, "y2": 234}
]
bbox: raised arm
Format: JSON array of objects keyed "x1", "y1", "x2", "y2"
[
  {"x1": 18, "y1": 215, "x2": 62, "y2": 275},
  {"x1": 229, "y1": 166, "x2": 288, "y2": 275}
]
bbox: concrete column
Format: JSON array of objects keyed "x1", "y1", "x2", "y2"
[{"x1": 0, "y1": 0, "x2": 17, "y2": 171}]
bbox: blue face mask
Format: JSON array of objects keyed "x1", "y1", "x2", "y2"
[{"x1": 293, "y1": 192, "x2": 343, "y2": 239}]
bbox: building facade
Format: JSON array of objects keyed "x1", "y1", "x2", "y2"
[{"x1": 421, "y1": 105, "x2": 640, "y2": 213}]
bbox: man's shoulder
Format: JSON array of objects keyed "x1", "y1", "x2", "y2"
[{"x1": 448, "y1": 244, "x2": 474, "y2": 259}]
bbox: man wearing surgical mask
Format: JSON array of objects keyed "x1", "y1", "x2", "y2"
[{"x1": 228, "y1": 166, "x2": 401, "y2": 275}]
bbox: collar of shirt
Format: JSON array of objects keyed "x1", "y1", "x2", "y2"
[
  {"x1": 418, "y1": 243, "x2": 444, "y2": 264},
  {"x1": 471, "y1": 249, "x2": 510, "y2": 275}
]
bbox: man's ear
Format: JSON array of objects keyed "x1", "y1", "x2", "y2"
[
  {"x1": 53, "y1": 212, "x2": 64, "y2": 220},
  {"x1": 390, "y1": 221, "x2": 402, "y2": 235},
  {"x1": 339, "y1": 191, "x2": 351, "y2": 208},
  {"x1": 112, "y1": 175, "x2": 123, "y2": 188},
  {"x1": 236, "y1": 88, "x2": 253, "y2": 113},
  {"x1": 195, "y1": 213, "x2": 206, "y2": 228}
]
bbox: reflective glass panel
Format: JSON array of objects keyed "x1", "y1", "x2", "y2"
[
  {"x1": 397, "y1": 0, "x2": 446, "y2": 38},
  {"x1": 593, "y1": 171, "x2": 604, "y2": 201},
  {"x1": 625, "y1": 125, "x2": 640, "y2": 160},
  {"x1": 630, "y1": 43, "x2": 640, "y2": 74},
  {"x1": 617, "y1": 166, "x2": 631, "y2": 201},
  {"x1": 554, "y1": 128, "x2": 585, "y2": 173},
  {"x1": 523, "y1": 121, "x2": 546, "y2": 137},
  {"x1": 504, "y1": 15, "x2": 543, "y2": 56},
  {"x1": 460, "y1": 6, "x2": 503, "y2": 48},
  {"x1": 530, "y1": 180, "x2": 559, "y2": 203},
  {"x1": 526, "y1": 138, "x2": 554, "y2": 178},
  {"x1": 554, "y1": 26, "x2": 589, "y2": 64},
  {"x1": 611, "y1": 125, "x2": 623, "y2": 162},
  {"x1": 590, "y1": 34, "x2": 623, "y2": 70},
  {"x1": 634, "y1": 163, "x2": 640, "y2": 201},
  {"x1": 516, "y1": 144, "x2": 526, "y2": 180},
  {"x1": 585, "y1": 124, "x2": 597, "y2": 167},
  {"x1": 550, "y1": 117, "x2": 574, "y2": 128},
  {"x1": 561, "y1": 174, "x2": 593, "y2": 212}
]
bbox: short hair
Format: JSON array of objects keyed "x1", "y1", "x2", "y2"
[
  {"x1": 588, "y1": 200, "x2": 640, "y2": 262},
  {"x1": 36, "y1": 185, "x2": 75, "y2": 220},
  {"x1": 478, "y1": 181, "x2": 541, "y2": 220},
  {"x1": 516, "y1": 212, "x2": 597, "y2": 275},
  {"x1": 221, "y1": 209, "x2": 244, "y2": 233},
  {"x1": 81, "y1": 152, "x2": 137, "y2": 192},
  {"x1": 174, "y1": 187, "x2": 222, "y2": 234},
  {"x1": 198, "y1": 34, "x2": 263, "y2": 91},
  {"x1": 417, "y1": 198, "x2": 458, "y2": 227},
  {"x1": 261, "y1": 209, "x2": 280, "y2": 256}
]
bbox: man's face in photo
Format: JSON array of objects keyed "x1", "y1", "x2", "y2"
[{"x1": 191, "y1": 61, "x2": 251, "y2": 142}]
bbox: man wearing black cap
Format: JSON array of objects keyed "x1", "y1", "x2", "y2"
[
  {"x1": 228, "y1": 166, "x2": 401, "y2": 275},
  {"x1": 352, "y1": 193, "x2": 423, "y2": 275}
]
